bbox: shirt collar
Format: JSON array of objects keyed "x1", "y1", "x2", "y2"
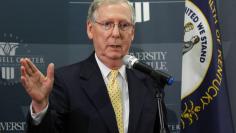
[{"x1": 95, "y1": 53, "x2": 126, "y2": 79}]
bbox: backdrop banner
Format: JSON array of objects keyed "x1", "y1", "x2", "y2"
[{"x1": 0, "y1": 0, "x2": 184, "y2": 132}]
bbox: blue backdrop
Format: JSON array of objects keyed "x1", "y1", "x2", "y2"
[{"x1": 2, "y1": 0, "x2": 222, "y2": 132}]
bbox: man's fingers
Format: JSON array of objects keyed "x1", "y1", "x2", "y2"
[
  {"x1": 20, "y1": 65, "x2": 26, "y2": 77},
  {"x1": 20, "y1": 58, "x2": 33, "y2": 76},
  {"x1": 25, "y1": 58, "x2": 38, "y2": 74},
  {"x1": 20, "y1": 58, "x2": 54, "y2": 105},
  {"x1": 20, "y1": 75, "x2": 31, "y2": 92},
  {"x1": 20, "y1": 76, "x2": 27, "y2": 89},
  {"x1": 47, "y1": 63, "x2": 54, "y2": 81}
]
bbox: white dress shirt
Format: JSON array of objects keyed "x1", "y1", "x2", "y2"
[{"x1": 31, "y1": 54, "x2": 130, "y2": 133}]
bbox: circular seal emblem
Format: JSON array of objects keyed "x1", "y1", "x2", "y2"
[{"x1": 181, "y1": 1, "x2": 213, "y2": 99}]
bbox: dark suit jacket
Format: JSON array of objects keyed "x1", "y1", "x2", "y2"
[{"x1": 27, "y1": 53, "x2": 169, "y2": 133}]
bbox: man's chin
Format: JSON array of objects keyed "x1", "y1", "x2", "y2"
[{"x1": 110, "y1": 56, "x2": 122, "y2": 60}]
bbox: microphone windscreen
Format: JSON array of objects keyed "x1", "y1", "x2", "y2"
[{"x1": 122, "y1": 55, "x2": 138, "y2": 68}]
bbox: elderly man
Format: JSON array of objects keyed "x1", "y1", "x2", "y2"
[{"x1": 20, "y1": 0, "x2": 169, "y2": 133}]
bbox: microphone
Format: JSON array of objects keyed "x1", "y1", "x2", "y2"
[{"x1": 122, "y1": 55, "x2": 174, "y2": 85}]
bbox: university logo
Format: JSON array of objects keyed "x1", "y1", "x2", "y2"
[
  {"x1": 129, "y1": 47, "x2": 168, "y2": 71},
  {"x1": 0, "y1": 33, "x2": 45, "y2": 86},
  {"x1": 0, "y1": 42, "x2": 19, "y2": 80},
  {"x1": 0, "y1": 33, "x2": 22, "y2": 86}
]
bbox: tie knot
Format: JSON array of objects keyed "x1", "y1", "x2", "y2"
[{"x1": 109, "y1": 70, "x2": 119, "y2": 80}]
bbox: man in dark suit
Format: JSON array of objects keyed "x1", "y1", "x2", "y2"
[{"x1": 20, "y1": 0, "x2": 169, "y2": 133}]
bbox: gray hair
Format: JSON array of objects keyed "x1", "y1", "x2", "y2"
[{"x1": 87, "y1": 0, "x2": 136, "y2": 25}]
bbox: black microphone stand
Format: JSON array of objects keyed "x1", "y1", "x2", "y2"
[
  {"x1": 155, "y1": 83, "x2": 169, "y2": 133},
  {"x1": 150, "y1": 72, "x2": 170, "y2": 133}
]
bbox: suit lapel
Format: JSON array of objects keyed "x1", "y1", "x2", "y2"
[
  {"x1": 126, "y1": 69, "x2": 149, "y2": 133},
  {"x1": 79, "y1": 54, "x2": 119, "y2": 133}
]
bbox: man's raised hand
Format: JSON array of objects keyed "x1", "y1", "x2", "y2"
[{"x1": 20, "y1": 58, "x2": 54, "y2": 113}]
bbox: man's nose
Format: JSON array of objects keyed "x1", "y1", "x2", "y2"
[{"x1": 111, "y1": 24, "x2": 121, "y2": 37}]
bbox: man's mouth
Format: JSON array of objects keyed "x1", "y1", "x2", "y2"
[{"x1": 109, "y1": 45, "x2": 121, "y2": 48}]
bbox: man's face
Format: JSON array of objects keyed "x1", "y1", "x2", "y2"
[{"x1": 87, "y1": 3, "x2": 134, "y2": 62}]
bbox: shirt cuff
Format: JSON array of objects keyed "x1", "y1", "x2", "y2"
[{"x1": 30, "y1": 102, "x2": 49, "y2": 125}]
